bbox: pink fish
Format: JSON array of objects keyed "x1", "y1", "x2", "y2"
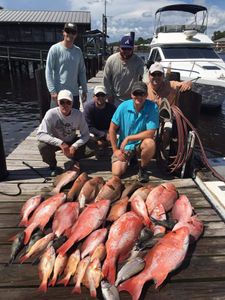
[
  {"x1": 23, "y1": 193, "x2": 66, "y2": 244},
  {"x1": 173, "y1": 215, "x2": 204, "y2": 242},
  {"x1": 95, "y1": 176, "x2": 123, "y2": 202},
  {"x1": 172, "y1": 194, "x2": 193, "y2": 223},
  {"x1": 58, "y1": 249, "x2": 80, "y2": 286},
  {"x1": 51, "y1": 162, "x2": 80, "y2": 195},
  {"x1": 90, "y1": 243, "x2": 106, "y2": 262},
  {"x1": 81, "y1": 228, "x2": 108, "y2": 259},
  {"x1": 19, "y1": 195, "x2": 44, "y2": 227},
  {"x1": 72, "y1": 256, "x2": 90, "y2": 294},
  {"x1": 77, "y1": 176, "x2": 105, "y2": 208},
  {"x1": 107, "y1": 197, "x2": 129, "y2": 222},
  {"x1": 38, "y1": 246, "x2": 55, "y2": 293},
  {"x1": 52, "y1": 202, "x2": 79, "y2": 237},
  {"x1": 57, "y1": 199, "x2": 110, "y2": 256},
  {"x1": 102, "y1": 211, "x2": 143, "y2": 284},
  {"x1": 119, "y1": 227, "x2": 190, "y2": 300},
  {"x1": 48, "y1": 253, "x2": 68, "y2": 287},
  {"x1": 131, "y1": 195, "x2": 151, "y2": 228},
  {"x1": 67, "y1": 172, "x2": 90, "y2": 201},
  {"x1": 146, "y1": 183, "x2": 178, "y2": 215},
  {"x1": 129, "y1": 186, "x2": 151, "y2": 202}
]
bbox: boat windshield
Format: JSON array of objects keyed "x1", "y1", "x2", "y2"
[{"x1": 162, "y1": 47, "x2": 220, "y2": 59}]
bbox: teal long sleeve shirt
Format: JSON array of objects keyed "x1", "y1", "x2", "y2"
[{"x1": 45, "y1": 42, "x2": 87, "y2": 96}]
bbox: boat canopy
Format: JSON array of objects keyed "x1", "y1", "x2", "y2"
[{"x1": 155, "y1": 4, "x2": 207, "y2": 15}]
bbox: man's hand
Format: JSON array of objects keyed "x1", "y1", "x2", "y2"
[
  {"x1": 50, "y1": 92, "x2": 58, "y2": 102},
  {"x1": 81, "y1": 92, "x2": 87, "y2": 103},
  {"x1": 180, "y1": 81, "x2": 192, "y2": 92},
  {"x1": 114, "y1": 149, "x2": 127, "y2": 162},
  {"x1": 120, "y1": 137, "x2": 129, "y2": 152},
  {"x1": 60, "y1": 142, "x2": 70, "y2": 157},
  {"x1": 68, "y1": 146, "x2": 76, "y2": 158}
]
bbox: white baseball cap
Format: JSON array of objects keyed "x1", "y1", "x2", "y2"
[
  {"x1": 94, "y1": 86, "x2": 106, "y2": 95},
  {"x1": 149, "y1": 62, "x2": 164, "y2": 74},
  {"x1": 57, "y1": 90, "x2": 73, "y2": 102}
]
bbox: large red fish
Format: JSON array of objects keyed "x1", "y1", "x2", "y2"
[
  {"x1": 146, "y1": 183, "x2": 178, "y2": 215},
  {"x1": 52, "y1": 202, "x2": 79, "y2": 237},
  {"x1": 102, "y1": 211, "x2": 143, "y2": 284},
  {"x1": 67, "y1": 172, "x2": 90, "y2": 201},
  {"x1": 57, "y1": 199, "x2": 110, "y2": 256},
  {"x1": 129, "y1": 186, "x2": 151, "y2": 202},
  {"x1": 131, "y1": 195, "x2": 151, "y2": 228},
  {"x1": 119, "y1": 227, "x2": 190, "y2": 300},
  {"x1": 23, "y1": 193, "x2": 66, "y2": 244}
]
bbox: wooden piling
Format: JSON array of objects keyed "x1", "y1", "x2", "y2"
[
  {"x1": 35, "y1": 68, "x2": 50, "y2": 121},
  {"x1": 0, "y1": 124, "x2": 8, "y2": 181}
]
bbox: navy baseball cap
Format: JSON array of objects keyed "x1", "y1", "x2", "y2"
[{"x1": 120, "y1": 36, "x2": 134, "y2": 48}]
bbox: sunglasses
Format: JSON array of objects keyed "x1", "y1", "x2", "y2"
[
  {"x1": 64, "y1": 29, "x2": 77, "y2": 35},
  {"x1": 59, "y1": 100, "x2": 72, "y2": 105},
  {"x1": 133, "y1": 91, "x2": 146, "y2": 97},
  {"x1": 150, "y1": 72, "x2": 163, "y2": 77},
  {"x1": 95, "y1": 93, "x2": 106, "y2": 97}
]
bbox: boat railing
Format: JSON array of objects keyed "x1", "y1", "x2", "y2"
[{"x1": 156, "y1": 24, "x2": 206, "y2": 34}]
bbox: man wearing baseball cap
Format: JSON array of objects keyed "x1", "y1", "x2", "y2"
[
  {"x1": 45, "y1": 22, "x2": 87, "y2": 110},
  {"x1": 84, "y1": 85, "x2": 116, "y2": 156},
  {"x1": 103, "y1": 35, "x2": 144, "y2": 107},
  {"x1": 109, "y1": 81, "x2": 159, "y2": 183},
  {"x1": 37, "y1": 89, "x2": 91, "y2": 176}
]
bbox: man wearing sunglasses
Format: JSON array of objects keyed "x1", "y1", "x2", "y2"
[
  {"x1": 45, "y1": 22, "x2": 87, "y2": 110},
  {"x1": 37, "y1": 89, "x2": 90, "y2": 176},
  {"x1": 147, "y1": 62, "x2": 192, "y2": 106},
  {"x1": 103, "y1": 35, "x2": 144, "y2": 107},
  {"x1": 84, "y1": 85, "x2": 116, "y2": 156},
  {"x1": 109, "y1": 81, "x2": 159, "y2": 183}
]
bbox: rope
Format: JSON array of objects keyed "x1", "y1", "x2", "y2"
[{"x1": 156, "y1": 105, "x2": 225, "y2": 182}]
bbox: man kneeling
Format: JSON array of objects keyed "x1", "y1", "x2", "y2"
[{"x1": 109, "y1": 81, "x2": 159, "y2": 183}]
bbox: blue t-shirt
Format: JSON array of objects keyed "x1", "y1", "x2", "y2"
[{"x1": 111, "y1": 99, "x2": 159, "y2": 151}]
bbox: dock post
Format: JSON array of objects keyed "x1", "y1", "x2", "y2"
[
  {"x1": 0, "y1": 124, "x2": 8, "y2": 181},
  {"x1": 35, "y1": 68, "x2": 50, "y2": 121}
]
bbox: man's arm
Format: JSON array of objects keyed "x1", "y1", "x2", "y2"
[
  {"x1": 71, "y1": 114, "x2": 90, "y2": 149},
  {"x1": 103, "y1": 58, "x2": 114, "y2": 102},
  {"x1": 78, "y1": 51, "x2": 87, "y2": 103},
  {"x1": 109, "y1": 121, "x2": 127, "y2": 161}
]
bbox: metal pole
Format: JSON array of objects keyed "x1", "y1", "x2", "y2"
[{"x1": 0, "y1": 124, "x2": 8, "y2": 181}]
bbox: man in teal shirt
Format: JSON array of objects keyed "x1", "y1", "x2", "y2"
[{"x1": 109, "y1": 81, "x2": 159, "y2": 182}]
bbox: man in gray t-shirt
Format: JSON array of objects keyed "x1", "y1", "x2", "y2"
[
  {"x1": 103, "y1": 35, "x2": 144, "y2": 107},
  {"x1": 37, "y1": 90, "x2": 90, "y2": 175}
]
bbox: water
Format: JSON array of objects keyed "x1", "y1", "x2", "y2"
[{"x1": 0, "y1": 65, "x2": 225, "y2": 158}]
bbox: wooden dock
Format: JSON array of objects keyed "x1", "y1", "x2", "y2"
[{"x1": 1, "y1": 74, "x2": 225, "y2": 299}]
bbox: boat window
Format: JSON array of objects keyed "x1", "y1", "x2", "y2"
[
  {"x1": 149, "y1": 49, "x2": 162, "y2": 62},
  {"x1": 162, "y1": 47, "x2": 219, "y2": 59}
]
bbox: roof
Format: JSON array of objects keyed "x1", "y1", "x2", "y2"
[
  {"x1": 214, "y1": 37, "x2": 225, "y2": 42},
  {"x1": 156, "y1": 4, "x2": 207, "y2": 15},
  {"x1": 0, "y1": 9, "x2": 91, "y2": 24}
]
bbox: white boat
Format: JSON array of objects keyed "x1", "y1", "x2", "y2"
[{"x1": 148, "y1": 4, "x2": 225, "y2": 108}]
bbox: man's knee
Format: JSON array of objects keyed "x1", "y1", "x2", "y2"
[{"x1": 141, "y1": 138, "x2": 156, "y2": 151}]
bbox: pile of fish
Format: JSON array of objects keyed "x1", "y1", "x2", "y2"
[{"x1": 8, "y1": 165, "x2": 204, "y2": 300}]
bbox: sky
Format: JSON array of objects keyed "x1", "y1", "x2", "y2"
[{"x1": 1, "y1": 0, "x2": 225, "y2": 42}]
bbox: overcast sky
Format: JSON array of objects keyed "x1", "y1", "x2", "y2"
[{"x1": 1, "y1": 0, "x2": 225, "y2": 42}]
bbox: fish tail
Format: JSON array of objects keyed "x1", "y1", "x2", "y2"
[
  {"x1": 119, "y1": 277, "x2": 144, "y2": 300},
  {"x1": 50, "y1": 187, "x2": 60, "y2": 195},
  {"x1": 19, "y1": 254, "x2": 28, "y2": 264},
  {"x1": 58, "y1": 275, "x2": 70, "y2": 287},
  {"x1": 8, "y1": 234, "x2": 17, "y2": 242},
  {"x1": 57, "y1": 235, "x2": 77, "y2": 256},
  {"x1": 23, "y1": 223, "x2": 36, "y2": 245},
  {"x1": 48, "y1": 277, "x2": 57, "y2": 287},
  {"x1": 18, "y1": 218, "x2": 28, "y2": 227},
  {"x1": 154, "y1": 273, "x2": 168, "y2": 289},
  {"x1": 38, "y1": 280, "x2": 48, "y2": 293},
  {"x1": 102, "y1": 257, "x2": 116, "y2": 285},
  {"x1": 71, "y1": 282, "x2": 81, "y2": 294}
]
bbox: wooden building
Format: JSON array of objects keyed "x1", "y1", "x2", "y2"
[{"x1": 0, "y1": 9, "x2": 91, "y2": 50}]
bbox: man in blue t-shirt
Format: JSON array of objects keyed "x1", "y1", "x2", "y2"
[{"x1": 109, "y1": 81, "x2": 159, "y2": 183}]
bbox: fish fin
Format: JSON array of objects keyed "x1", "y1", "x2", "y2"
[
  {"x1": 8, "y1": 234, "x2": 17, "y2": 242},
  {"x1": 57, "y1": 236, "x2": 76, "y2": 256},
  {"x1": 38, "y1": 280, "x2": 48, "y2": 293},
  {"x1": 154, "y1": 273, "x2": 168, "y2": 289},
  {"x1": 48, "y1": 277, "x2": 57, "y2": 287},
  {"x1": 118, "y1": 277, "x2": 144, "y2": 300},
  {"x1": 23, "y1": 223, "x2": 36, "y2": 245},
  {"x1": 57, "y1": 275, "x2": 70, "y2": 287},
  {"x1": 102, "y1": 257, "x2": 116, "y2": 285}
]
